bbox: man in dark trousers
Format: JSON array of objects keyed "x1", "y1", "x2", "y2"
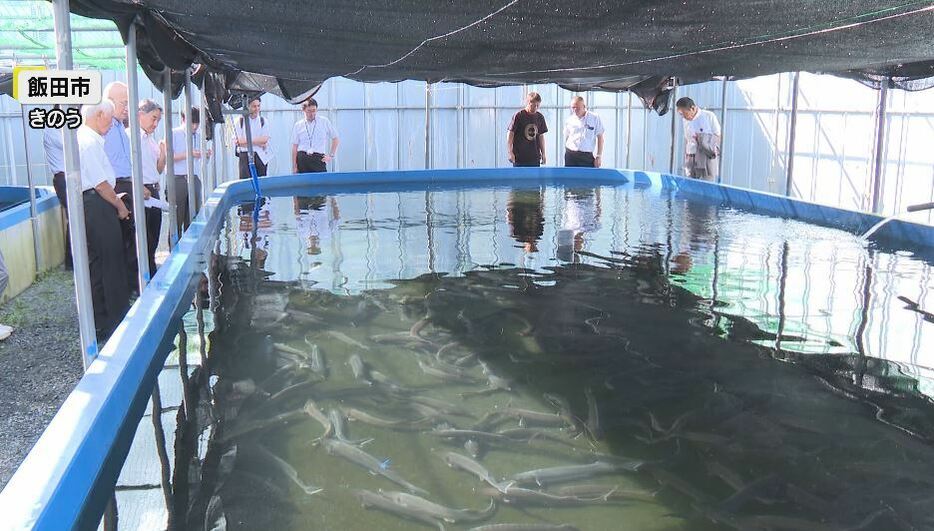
[
  {"x1": 291, "y1": 97, "x2": 340, "y2": 174},
  {"x1": 77, "y1": 100, "x2": 131, "y2": 341},
  {"x1": 235, "y1": 96, "x2": 271, "y2": 179},
  {"x1": 43, "y1": 121, "x2": 70, "y2": 269},
  {"x1": 166, "y1": 108, "x2": 208, "y2": 239},
  {"x1": 101, "y1": 81, "x2": 138, "y2": 291},
  {"x1": 507, "y1": 91, "x2": 548, "y2": 167}
]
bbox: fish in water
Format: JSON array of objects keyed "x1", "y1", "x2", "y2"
[
  {"x1": 254, "y1": 445, "x2": 323, "y2": 496},
  {"x1": 468, "y1": 525, "x2": 579, "y2": 531},
  {"x1": 328, "y1": 408, "x2": 373, "y2": 446},
  {"x1": 380, "y1": 490, "x2": 497, "y2": 524},
  {"x1": 584, "y1": 387, "x2": 604, "y2": 441},
  {"x1": 353, "y1": 489, "x2": 445, "y2": 530},
  {"x1": 511, "y1": 461, "x2": 643, "y2": 487},
  {"x1": 324, "y1": 439, "x2": 429, "y2": 495},
  {"x1": 304, "y1": 340, "x2": 327, "y2": 377},
  {"x1": 328, "y1": 330, "x2": 371, "y2": 351},
  {"x1": 349, "y1": 354, "x2": 372, "y2": 385},
  {"x1": 441, "y1": 451, "x2": 508, "y2": 491}
]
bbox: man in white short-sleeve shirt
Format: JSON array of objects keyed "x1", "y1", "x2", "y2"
[
  {"x1": 291, "y1": 97, "x2": 340, "y2": 174},
  {"x1": 563, "y1": 96, "x2": 605, "y2": 167},
  {"x1": 676, "y1": 97, "x2": 722, "y2": 181},
  {"x1": 77, "y1": 100, "x2": 131, "y2": 340},
  {"x1": 235, "y1": 96, "x2": 271, "y2": 179}
]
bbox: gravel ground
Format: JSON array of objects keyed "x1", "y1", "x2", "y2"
[{"x1": 0, "y1": 267, "x2": 83, "y2": 489}]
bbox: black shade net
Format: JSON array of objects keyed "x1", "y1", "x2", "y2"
[{"x1": 54, "y1": 0, "x2": 934, "y2": 116}]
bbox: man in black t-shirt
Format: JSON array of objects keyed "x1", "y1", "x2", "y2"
[{"x1": 507, "y1": 92, "x2": 548, "y2": 167}]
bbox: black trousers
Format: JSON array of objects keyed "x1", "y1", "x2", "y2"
[
  {"x1": 513, "y1": 160, "x2": 541, "y2": 167},
  {"x1": 83, "y1": 191, "x2": 130, "y2": 340},
  {"x1": 52, "y1": 171, "x2": 72, "y2": 269},
  {"x1": 144, "y1": 184, "x2": 162, "y2": 274},
  {"x1": 564, "y1": 149, "x2": 596, "y2": 167},
  {"x1": 238, "y1": 153, "x2": 268, "y2": 180},
  {"x1": 113, "y1": 178, "x2": 139, "y2": 291},
  {"x1": 297, "y1": 152, "x2": 327, "y2": 173},
  {"x1": 174, "y1": 175, "x2": 203, "y2": 239}
]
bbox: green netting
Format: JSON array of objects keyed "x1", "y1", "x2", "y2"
[{"x1": 0, "y1": 0, "x2": 125, "y2": 70}]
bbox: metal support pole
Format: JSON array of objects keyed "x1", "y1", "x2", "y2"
[
  {"x1": 220, "y1": 118, "x2": 228, "y2": 185},
  {"x1": 669, "y1": 80, "x2": 678, "y2": 173},
  {"x1": 211, "y1": 124, "x2": 218, "y2": 189},
  {"x1": 668, "y1": 78, "x2": 678, "y2": 173},
  {"x1": 785, "y1": 72, "x2": 801, "y2": 197},
  {"x1": 200, "y1": 90, "x2": 208, "y2": 203},
  {"x1": 19, "y1": 105, "x2": 43, "y2": 275},
  {"x1": 424, "y1": 82, "x2": 432, "y2": 169},
  {"x1": 125, "y1": 23, "x2": 150, "y2": 288},
  {"x1": 183, "y1": 70, "x2": 197, "y2": 222},
  {"x1": 626, "y1": 91, "x2": 632, "y2": 168},
  {"x1": 870, "y1": 82, "x2": 889, "y2": 214},
  {"x1": 162, "y1": 70, "x2": 178, "y2": 246},
  {"x1": 242, "y1": 106, "x2": 257, "y2": 192},
  {"x1": 718, "y1": 77, "x2": 728, "y2": 183},
  {"x1": 53, "y1": 0, "x2": 97, "y2": 368},
  {"x1": 614, "y1": 92, "x2": 621, "y2": 167}
]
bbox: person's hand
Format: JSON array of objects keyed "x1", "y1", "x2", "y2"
[
  {"x1": 143, "y1": 187, "x2": 152, "y2": 200},
  {"x1": 292, "y1": 166, "x2": 298, "y2": 174},
  {"x1": 159, "y1": 142, "x2": 166, "y2": 156},
  {"x1": 540, "y1": 153, "x2": 546, "y2": 165},
  {"x1": 508, "y1": 152, "x2": 515, "y2": 164},
  {"x1": 117, "y1": 204, "x2": 131, "y2": 220},
  {"x1": 594, "y1": 155, "x2": 602, "y2": 168},
  {"x1": 323, "y1": 155, "x2": 332, "y2": 164},
  {"x1": 193, "y1": 149, "x2": 202, "y2": 159},
  {"x1": 206, "y1": 148, "x2": 213, "y2": 159}
]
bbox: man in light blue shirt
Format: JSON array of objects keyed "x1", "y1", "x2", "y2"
[{"x1": 102, "y1": 81, "x2": 138, "y2": 292}]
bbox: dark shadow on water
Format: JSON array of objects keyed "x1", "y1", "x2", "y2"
[{"x1": 382, "y1": 256, "x2": 934, "y2": 530}]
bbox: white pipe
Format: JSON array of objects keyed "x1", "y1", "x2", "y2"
[
  {"x1": 53, "y1": 0, "x2": 97, "y2": 369},
  {"x1": 125, "y1": 22, "x2": 150, "y2": 287},
  {"x1": 19, "y1": 104, "x2": 43, "y2": 275},
  {"x1": 184, "y1": 69, "x2": 197, "y2": 223}
]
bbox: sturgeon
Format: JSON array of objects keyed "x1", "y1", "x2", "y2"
[
  {"x1": 255, "y1": 445, "x2": 322, "y2": 496},
  {"x1": 354, "y1": 489, "x2": 444, "y2": 530},
  {"x1": 323, "y1": 438, "x2": 429, "y2": 496},
  {"x1": 441, "y1": 451, "x2": 509, "y2": 491},
  {"x1": 511, "y1": 461, "x2": 642, "y2": 487},
  {"x1": 381, "y1": 491, "x2": 496, "y2": 524}
]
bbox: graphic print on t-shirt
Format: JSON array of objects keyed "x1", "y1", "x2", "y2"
[{"x1": 524, "y1": 122, "x2": 539, "y2": 141}]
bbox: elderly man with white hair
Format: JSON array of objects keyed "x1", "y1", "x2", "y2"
[{"x1": 78, "y1": 99, "x2": 131, "y2": 341}]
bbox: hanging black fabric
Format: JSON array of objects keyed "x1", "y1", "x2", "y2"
[{"x1": 65, "y1": 0, "x2": 934, "y2": 115}]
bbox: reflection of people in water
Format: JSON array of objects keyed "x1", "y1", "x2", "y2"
[
  {"x1": 295, "y1": 195, "x2": 340, "y2": 256},
  {"x1": 671, "y1": 201, "x2": 717, "y2": 275},
  {"x1": 239, "y1": 200, "x2": 273, "y2": 271},
  {"x1": 506, "y1": 189, "x2": 545, "y2": 253},
  {"x1": 557, "y1": 188, "x2": 602, "y2": 262}
]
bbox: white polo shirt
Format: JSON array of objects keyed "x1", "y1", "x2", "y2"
[
  {"x1": 235, "y1": 114, "x2": 271, "y2": 164},
  {"x1": 683, "y1": 108, "x2": 721, "y2": 155},
  {"x1": 76, "y1": 125, "x2": 116, "y2": 192},
  {"x1": 564, "y1": 111, "x2": 605, "y2": 153},
  {"x1": 137, "y1": 129, "x2": 162, "y2": 185},
  {"x1": 43, "y1": 127, "x2": 64, "y2": 174},
  {"x1": 290, "y1": 116, "x2": 338, "y2": 155},
  {"x1": 171, "y1": 125, "x2": 201, "y2": 176}
]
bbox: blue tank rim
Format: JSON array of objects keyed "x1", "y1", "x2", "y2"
[
  {"x1": 0, "y1": 167, "x2": 930, "y2": 530},
  {"x1": 0, "y1": 186, "x2": 59, "y2": 232}
]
